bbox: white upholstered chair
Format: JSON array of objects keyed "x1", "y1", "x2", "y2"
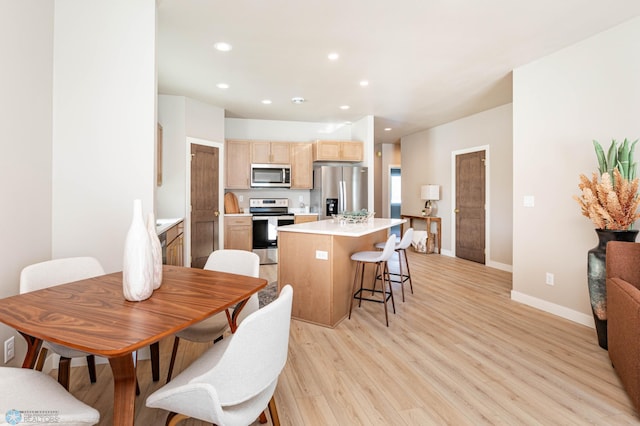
[
  {"x1": 0, "y1": 367, "x2": 100, "y2": 425},
  {"x1": 375, "y1": 228, "x2": 414, "y2": 301},
  {"x1": 19, "y1": 257, "x2": 106, "y2": 390},
  {"x1": 166, "y1": 249, "x2": 261, "y2": 382},
  {"x1": 147, "y1": 285, "x2": 293, "y2": 426}
]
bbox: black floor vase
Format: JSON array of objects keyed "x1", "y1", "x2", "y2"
[{"x1": 587, "y1": 228, "x2": 639, "y2": 349}]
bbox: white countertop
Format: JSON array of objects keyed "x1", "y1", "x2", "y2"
[
  {"x1": 155, "y1": 218, "x2": 183, "y2": 235},
  {"x1": 277, "y1": 218, "x2": 405, "y2": 237}
]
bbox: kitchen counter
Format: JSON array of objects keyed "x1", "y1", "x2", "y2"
[
  {"x1": 277, "y1": 217, "x2": 404, "y2": 328},
  {"x1": 278, "y1": 218, "x2": 403, "y2": 237},
  {"x1": 155, "y1": 218, "x2": 183, "y2": 235},
  {"x1": 223, "y1": 213, "x2": 252, "y2": 217}
]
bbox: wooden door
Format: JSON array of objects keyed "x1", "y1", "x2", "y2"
[
  {"x1": 191, "y1": 144, "x2": 220, "y2": 268},
  {"x1": 455, "y1": 151, "x2": 485, "y2": 264}
]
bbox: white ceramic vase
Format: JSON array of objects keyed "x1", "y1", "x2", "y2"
[
  {"x1": 147, "y1": 212, "x2": 163, "y2": 290},
  {"x1": 122, "y1": 199, "x2": 154, "y2": 301}
]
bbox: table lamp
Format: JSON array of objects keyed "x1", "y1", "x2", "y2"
[{"x1": 421, "y1": 185, "x2": 440, "y2": 216}]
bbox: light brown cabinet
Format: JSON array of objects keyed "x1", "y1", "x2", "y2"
[
  {"x1": 294, "y1": 214, "x2": 318, "y2": 224},
  {"x1": 164, "y1": 221, "x2": 184, "y2": 266},
  {"x1": 224, "y1": 216, "x2": 253, "y2": 251},
  {"x1": 251, "y1": 141, "x2": 290, "y2": 164},
  {"x1": 313, "y1": 140, "x2": 364, "y2": 162},
  {"x1": 225, "y1": 140, "x2": 251, "y2": 189},
  {"x1": 290, "y1": 143, "x2": 313, "y2": 189}
]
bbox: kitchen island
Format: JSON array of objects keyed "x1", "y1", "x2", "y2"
[{"x1": 277, "y1": 218, "x2": 404, "y2": 328}]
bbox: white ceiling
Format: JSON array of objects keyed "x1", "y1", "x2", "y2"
[{"x1": 157, "y1": 1, "x2": 640, "y2": 144}]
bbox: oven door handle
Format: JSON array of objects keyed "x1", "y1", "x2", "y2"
[{"x1": 252, "y1": 216, "x2": 269, "y2": 221}]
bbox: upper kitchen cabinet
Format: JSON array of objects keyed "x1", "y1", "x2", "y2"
[
  {"x1": 251, "y1": 141, "x2": 291, "y2": 164},
  {"x1": 290, "y1": 142, "x2": 313, "y2": 189},
  {"x1": 225, "y1": 139, "x2": 251, "y2": 189},
  {"x1": 313, "y1": 140, "x2": 363, "y2": 162}
]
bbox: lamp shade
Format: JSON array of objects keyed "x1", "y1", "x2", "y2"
[{"x1": 420, "y1": 185, "x2": 440, "y2": 201}]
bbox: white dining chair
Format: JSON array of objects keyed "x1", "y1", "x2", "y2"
[
  {"x1": 166, "y1": 249, "x2": 261, "y2": 382},
  {"x1": 20, "y1": 257, "x2": 106, "y2": 390},
  {"x1": 147, "y1": 285, "x2": 293, "y2": 426},
  {"x1": 0, "y1": 367, "x2": 100, "y2": 425}
]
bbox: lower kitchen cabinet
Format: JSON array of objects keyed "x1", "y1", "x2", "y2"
[
  {"x1": 224, "y1": 215, "x2": 253, "y2": 251},
  {"x1": 163, "y1": 220, "x2": 184, "y2": 266}
]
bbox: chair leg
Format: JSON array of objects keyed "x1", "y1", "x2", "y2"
[
  {"x1": 166, "y1": 336, "x2": 180, "y2": 383},
  {"x1": 386, "y1": 262, "x2": 396, "y2": 314},
  {"x1": 86, "y1": 354, "x2": 97, "y2": 383},
  {"x1": 349, "y1": 261, "x2": 362, "y2": 319},
  {"x1": 397, "y1": 249, "x2": 405, "y2": 302},
  {"x1": 380, "y1": 261, "x2": 389, "y2": 327},
  {"x1": 268, "y1": 395, "x2": 281, "y2": 426},
  {"x1": 258, "y1": 412, "x2": 268, "y2": 423},
  {"x1": 150, "y1": 341, "x2": 160, "y2": 381},
  {"x1": 35, "y1": 347, "x2": 48, "y2": 372},
  {"x1": 166, "y1": 412, "x2": 189, "y2": 426},
  {"x1": 58, "y1": 357, "x2": 71, "y2": 390},
  {"x1": 402, "y1": 248, "x2": 414, "y2": 294}
]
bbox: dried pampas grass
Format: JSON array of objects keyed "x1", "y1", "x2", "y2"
[{"x1": 574, "y1": 168, "x2": 640, "y2": 230}]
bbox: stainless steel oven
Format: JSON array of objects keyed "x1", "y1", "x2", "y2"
[{"x1": 250, "y1": 198, "x2": 294, "y2": 264}]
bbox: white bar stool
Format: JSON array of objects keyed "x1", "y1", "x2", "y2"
[
  {"x1": 375, "y1": 228, "x2": 414, "y2": 302},
  {"x1": 349, "y1": 234, "x2": 397, "y2": 326}
]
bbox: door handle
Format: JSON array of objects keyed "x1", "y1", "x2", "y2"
[
  {"x1": 454, "y1": 209, "x2": 460, "y2": 213},
  {"x1": 214, "y1": 211, "x2": 220, "y2": 217}
]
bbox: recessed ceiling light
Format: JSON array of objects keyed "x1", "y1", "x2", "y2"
[
  {"x1": 216, "y1": 83, "x2": 229, "y2": 89},
  {"x1": 360, "y1": 80, "x2": 369, "y2": 87},
  {"x1": 291, "y1": 97, "x2": 305, "y2": 104},
  {"x1": 213, "y1": 42, "x2": 232, "y2": 52},
  {"x1": 384, "y1": 128, "x2": 392, "y2": 131},
  {"x1": 340, "y1": 105, "x2": 350, "y2": 110},
  {"x1": 261, "y1": 99, "x2": 272, "y2": 105},
  {"x1": 328, "y1": 52, "x2": 339, "y2": 61}
]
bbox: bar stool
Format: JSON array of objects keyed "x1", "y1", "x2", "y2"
[
  {"x1": 349, "y1": 234, "x2": 397, "y2": 326},
  {"x1": 375, "y1": 228, "x2": 414, "y2": 302}
]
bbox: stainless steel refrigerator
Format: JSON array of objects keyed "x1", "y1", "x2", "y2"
[{"x1": 310, "y1": 166, "x2": 368, "y2": 219}]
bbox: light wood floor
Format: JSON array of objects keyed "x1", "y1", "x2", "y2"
[{"x1": 56, "y1": 251, "x2": 640, "y2": 425}]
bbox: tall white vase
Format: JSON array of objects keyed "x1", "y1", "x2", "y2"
[
  {"x1": 147, "y1": 212, "x2": 163, "y2": 289},
  {"x1": 122, "y1": 199, "x2": 154, "y2": 301}
]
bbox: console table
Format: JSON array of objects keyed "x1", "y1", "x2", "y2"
[{"x1": 400, "y1": 214, "x2": 441, "y2": 254}]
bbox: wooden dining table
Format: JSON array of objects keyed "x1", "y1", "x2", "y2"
[{"x1": 0, "y1": 264, "x2": 267, "y2": 426}]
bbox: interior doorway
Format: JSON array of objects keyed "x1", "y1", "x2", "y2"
[
  {"x1": 190, "y1": 143, "x2": 220, "y2": 268},
  {"x1": 389, "y1": 166, "x2": 401, "y2": 237},
  {"x1": 454, "y1": 149, "x2": 486, "y2": 264}
]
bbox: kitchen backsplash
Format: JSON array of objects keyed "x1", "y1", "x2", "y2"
[{"x1": 226, "y1": 188, "x2": 311, "y2": 213}]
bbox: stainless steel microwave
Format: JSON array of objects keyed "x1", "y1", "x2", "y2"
[{"x1": 250, "y1": 164, "x2": 291, "y2": 188}]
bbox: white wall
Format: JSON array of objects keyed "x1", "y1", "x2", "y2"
[
  {"x1": 512, "y1": 16, "x2": 640, "y2": 325},
  {"x1": 0, "y1": 0, "x2": 54, "y2": 366},
  {"x1": 225, "y1": 118, "x2": 352, "y2": 141},
  {"x1": 401, "y1": 104, "x2": 513, "y2": 267},
  {"x1": 51, "y1": 0, "x2": 157, "y2": 273},
  {"x1": 157, "y1": 95, "x2": 187, "y2": 218}
]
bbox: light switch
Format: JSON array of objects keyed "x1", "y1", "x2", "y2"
[{"x1": 523, "y1": 196, "x2": 535, "y2": 207}]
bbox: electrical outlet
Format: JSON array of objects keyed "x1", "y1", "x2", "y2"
[
  {"x1": 4, "y1": 336, "x2": 15, "y2": 363},
  {"x1": 238, "y1": 195, "x2": 243, "y2": 202},
  {"x1": 545, "y1": 272, "x2": 555, "y2": 286},
  {"x1": 299, "y1": 195, "x2": 304, "y2": 202},
  {"x1": 315, "y1": 250, "x2": 328, "y2": 260}
]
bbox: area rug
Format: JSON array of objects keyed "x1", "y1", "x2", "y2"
[{"x1": 259, "y1": 281, "x2": 278, "y2": 307}]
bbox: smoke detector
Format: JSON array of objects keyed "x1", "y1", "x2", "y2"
[{"x1": 291, "y1": 97, "x2": 305, "y2": 104}]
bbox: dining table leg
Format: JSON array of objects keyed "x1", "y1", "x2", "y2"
[
  {"x1": 19, "y1": 332, "x2": 42, "y2": 369},
  {"x1": 109, "y1": 354, "x2": 137, "y2": 426}
]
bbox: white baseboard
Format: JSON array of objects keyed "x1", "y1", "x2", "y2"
[
  {"x1": 486, "y1": 260, "x2": 512, "y2": 273},
  {"x1": 511, "y1": 290, "x2": 594, "y2": 328}
]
